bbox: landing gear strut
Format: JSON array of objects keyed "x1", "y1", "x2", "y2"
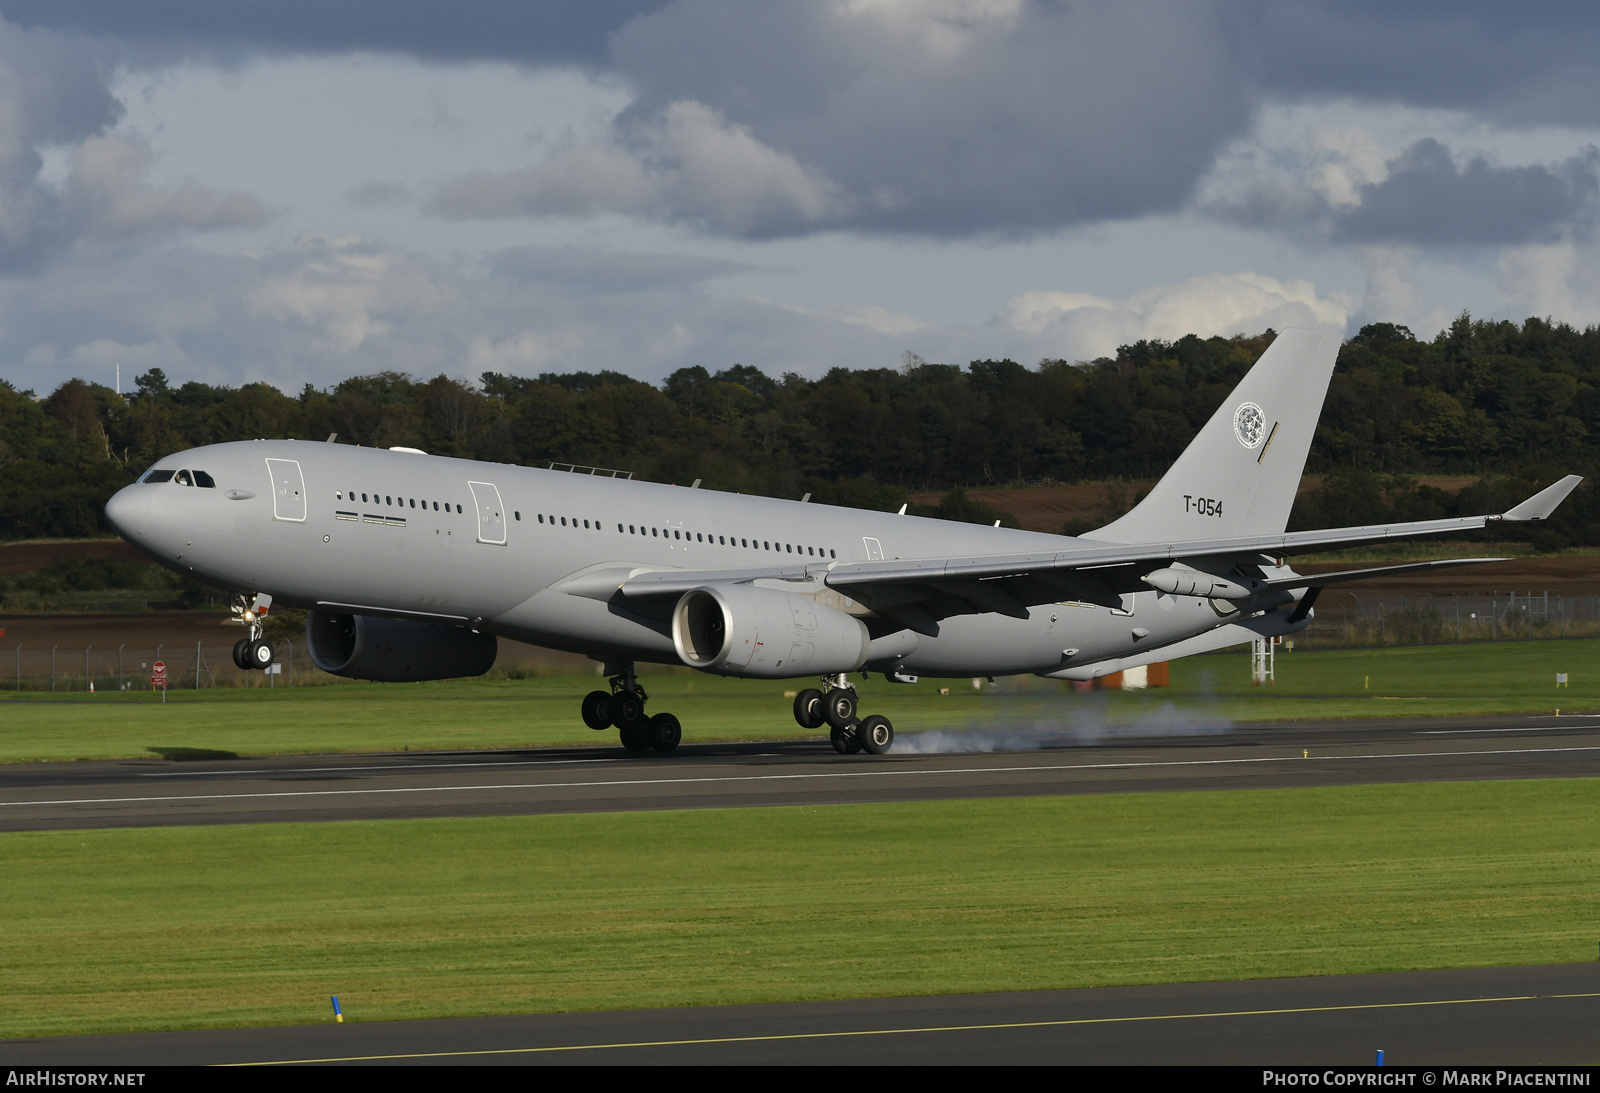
[
  {"x1": 585, "y1": 659, "x2": 681, "y2": 754},
  {"x1": 229, "y1": 593, "x2": 275, "y2": 671},
  {"x1": 794, "y1": 673, "x2": 893, "y2": 755}
]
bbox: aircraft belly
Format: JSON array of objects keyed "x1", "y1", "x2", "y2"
[
  {"x1": 489, "y1": 588, "x2": 678, "y2": 662},
  {"x1": 897, "y1": 593, "x2": 1224, "y2": 677}
]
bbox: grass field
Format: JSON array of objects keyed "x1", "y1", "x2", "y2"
[
  {"x1": 1, "y1": 779, "x2": 1595, "y2": 1038},
  {"x1": 0, "y1": 638, "x2": 1593, "y2": 763}
]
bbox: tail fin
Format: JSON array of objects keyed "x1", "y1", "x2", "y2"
[{"x1": 1087, "y1": 328, "x2": 1341, "y2": 544}]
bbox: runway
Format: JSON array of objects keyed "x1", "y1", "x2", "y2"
[
  {"x1": 3, "y1": 711, "x2": 1600, "y2": 830},
  {"x1": 3, "y1": 963, "x2": 1597, "y2": 1065}
]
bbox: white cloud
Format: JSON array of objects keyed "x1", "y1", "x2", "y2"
[
  {"x1": 246, "y1": 235, "x2": 454, "y2": 353},
  {"x1": 758, "y1": 297, "x2": 927, "y2": 336},
  {"x1": 1495, "y1": 241, "x2": 1600, "y2": 326},
  {"x1": 1304, "y1": 125, "x2": 1390, "y2": 208},
  {"x1": 62, "y1": 135, "x2": 269, "y2": 240},
  {"x1": 467, "y1": 331, "x2": 565, "y2": 374},
  {"x1": 429, "y1": 100, "x2": 846, "y2": 236},
  {"x1": 995, "y1": 271, "x2": 1352, "y2": 359}
]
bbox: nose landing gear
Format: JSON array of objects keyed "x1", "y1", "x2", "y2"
[
  {"x1": 587, "y1": 659, "x2": 681, "y2": 754},
  {"x1": 229, "y1": 593, "x2": 276, "y2": 671},
  {"x1": 795, "y1": 674, "x2": 893, "y2": 755}
]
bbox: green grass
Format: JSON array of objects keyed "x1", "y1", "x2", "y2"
[
  {"x1": 2, "y1": 779, "x2": 1596, "y2": 1038},
  {"x1": 0, "y1": 639, "x2": 1594, "y2": 763}
]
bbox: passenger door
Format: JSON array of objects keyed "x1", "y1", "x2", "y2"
[
  {"x1": 469, "y1": 481, "x2": 507, "y2": 545},
  {"x1": 265, "y1": 458, "x2": 306, "y2": 522}
]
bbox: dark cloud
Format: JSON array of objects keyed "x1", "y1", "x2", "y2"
[
  {"x1": 432, "y1": 3, "x2": 1254, "y2": 238},
  {"x1": 1336, "y1": 140, "x2": 1600, "y2": 246},
  {"x1": 12, "y1": 1, "x2": 1600, "y2": 244},
  {"x1": 0, "y1": 18, "x2": 269, "y2": 272},
  {"x1": 1246, "y1": 1, "x2": 1600, "y2": 127},
  {"x1": 0, "y1": 0, "x2": 665, "y2": 67}
]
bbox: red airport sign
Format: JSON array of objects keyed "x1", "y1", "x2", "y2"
[{"x1": 151, "y1": 660, "x2": 167, "y2": 689}]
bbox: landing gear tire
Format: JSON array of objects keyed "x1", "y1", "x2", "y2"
[
  {"x1": 859, "y1": 714, "x2": 894, "y2": 755},
  {"x1": 830, "y1": 723, "x2": 862, "y2": 754},
  {"x1": 232, "y1": 638, "x2": 251, "y2": 671},
  {"x1": 619, "y1": 720, "x2": 652, "y2": 752},
  {"x1": 613, "y1": 692, "x2": 646, "y2": 728},
  {"x1": 248, "y1": 639, "x2": 275, "y2": 670},
  {"x1": 581, "y1": 690, "x2": 614, "y2": 731},
  {"x1": 823, "y1": 689, "x2": 858, "y2": 730},
  {"x1": 794, "y1": 688, "x2": 824, "y2": 729},
  {"x1": 648, "y1": 712, "x2": 682, "y2": 753}
]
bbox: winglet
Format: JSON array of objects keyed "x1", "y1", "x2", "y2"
[{"x1": 1499, "y1": 475, "x2": 1584, "y2": 521}]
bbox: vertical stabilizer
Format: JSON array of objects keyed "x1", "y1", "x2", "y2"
[{"x1": 1087, "y1": 328, "x2": 1340, "y2": 544}]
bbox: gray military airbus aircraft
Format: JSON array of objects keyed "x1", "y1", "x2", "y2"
[{"x1": 104, "y1": 329, "x2": 1581, "y2": 755}]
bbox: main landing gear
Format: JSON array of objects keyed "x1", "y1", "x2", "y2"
[
  {"x1": 583, "y1": 660, "x2": 681, "y2": 754},
  {"x1": 794, "y1": 674, "x2": 894, "y2": 755},
  {"x1": 229, "y1": 593, "x2": 276, "y2": 672}
]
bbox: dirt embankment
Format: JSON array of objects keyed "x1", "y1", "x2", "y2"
[{"x1": 0, "y1": 539, "x2": 143, "y2": 577}]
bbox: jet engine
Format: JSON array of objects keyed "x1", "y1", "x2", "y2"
[
  {"x1": 672, "y1": 584, "x2": 869, "y2": 678},
  {"x1": 305, "y1": 610, "x2": 498, "y2": 682}
]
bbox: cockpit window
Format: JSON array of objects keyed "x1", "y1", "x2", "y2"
[
  {"x1": 176, "y1": 470, "x2": 194, "y2": 486},
  {"x1": 142, "y1": 469, "x2": 176, "y2": 484},
  {"x1": 193, "y1": 471, "x2": 216, "y2": 488}
]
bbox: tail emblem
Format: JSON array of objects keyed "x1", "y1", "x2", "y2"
[{"x1": 1233, "y1": 402, "x2": 1266, "y2": 448}]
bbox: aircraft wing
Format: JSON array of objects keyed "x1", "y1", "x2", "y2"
[{"x1": 617, "y1": 475, "x2": 1581, "y2": 617}]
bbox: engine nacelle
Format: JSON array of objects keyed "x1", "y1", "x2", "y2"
[
  {"x1": 672, "y1": 584, "x2": 869, "y2": 678},
  {"x1": 305, "y1": 610, "x2": 498, "y2": 682}
]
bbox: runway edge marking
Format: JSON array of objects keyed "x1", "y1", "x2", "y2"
[
  {"x1": 227, "y1": 991, "x2": 1600, "y2": 1065},
  {"x1": 8, "y1": 745, "x2": 1600, "y2": 809}
]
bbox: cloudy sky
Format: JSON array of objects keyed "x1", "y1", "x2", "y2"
[{"x1": 3, "y1": 0, "x2": 1600, "y2": 394}]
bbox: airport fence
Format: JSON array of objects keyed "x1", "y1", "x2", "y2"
[
  {"x1": 1, "y1": 639, "x2": 306, "y2": 692},
  {"x1": 1295, "y1": 591, "x2": 1600, "y2": 648},
  {"x1": 2, "y1": 591, "x2": 1596, "y2": 690}
]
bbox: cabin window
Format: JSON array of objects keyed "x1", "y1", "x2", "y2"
[
  {"x1": 194, "y1": 471, "x2": 216, "y2": 488},
  {"x1": 514, "y1": 512, "x2": 521, "y2": 521},
  {"x1": 175, "y1": 470, "x2": 193, "y2": 486},
  {"x1": 409, "y1": 498, "x2": 416, "y2": 508},
  {"x1": 830, "y1": 549, "x2": 836, "y2": 558},
  {"x1": 583, "y1": 519, "x2": 589, "y2": 529},
  {"x1": 651, "y1": 527, "x2": 658, "y2": 537},
  {"x1": 807, "y1": 546, "x2": 814, "y2": 555},
  {"x1": 560, "y1": 517, "x2": 567, "y2": 526},
  {"x1": 386, "y1": 496, "x2": 392, "y2": 505}
]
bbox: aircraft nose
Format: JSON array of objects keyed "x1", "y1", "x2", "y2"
[{"x1": 104, "y1": 484, "x2": 151, "y2": 540}]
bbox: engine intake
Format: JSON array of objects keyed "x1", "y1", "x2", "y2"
[
  {"x1": 305, "y1": 610, "x2": 497, "y2": 682},
  {"x1": 672, "y1": 584, "x2": 869, "y2": 678}
]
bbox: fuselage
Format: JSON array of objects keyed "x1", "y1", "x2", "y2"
[{"x1": 105, "y1": 440, "x2": 1273, "y2": 678}]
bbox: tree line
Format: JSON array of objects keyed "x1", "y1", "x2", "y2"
[{"x1": 3, "y1": 313, "x2": 1598, "y2": 549}]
